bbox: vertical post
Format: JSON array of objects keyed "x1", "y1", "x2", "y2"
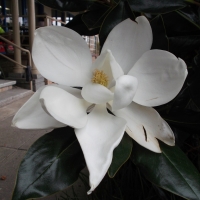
[
  {"x1": 11, "y1": 0, "x2": 23, "y2": 73},
  {"x1": 28, "y1": 0, "x2": 39, "y2": 74}
]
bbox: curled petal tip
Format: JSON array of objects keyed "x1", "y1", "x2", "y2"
[
  {"x1": 11, "y1": 117, "x2": 18, "y2": 128},
  {"x1": 178, "y1": 58, "x2": 188, "y2": 76},
  {"x1": 87, "y1": 189, "x2": 93, "y2": 195},
  {"x1": 87, "y1": 184, "x2": 95, "y2": 195},
  {"x1": 168, "y1": 136, "x2": 175, "y2": 146},
  {"x1": 87, "y1": 191, "x2": 92, "y2": 195},
  {"x1": 153, "y1": 148, "x2": 162, "y2": 153}
]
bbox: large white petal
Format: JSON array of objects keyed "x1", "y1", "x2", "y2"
[
  {"x1": 40, "y1": 86, "x2": 89, "y2": 128},
  {"x1": 58, "y1": 84, "x2": 83, "y2": 99},
  {"x1": 102, "y1": 16, "x2": 152, "y2": 74},
  {"x1": 109, "y1": 102, "x2": 175, "y2": 152},
  {"x1": 75, "y1": 104, "x2": 126, "y2": 194},
  {"x1": 12, "y1": 85, "x2": 69, "y2": 129},
  {"x1": 128, "y1": 50, "x2": 188, "y2": 107},
  {"x1": 82, "y1": 83, "x2": 113, "y2": 104},
  {"x1": 92, "y1": 50, "x2": 124, "y2": 88},
  {"x1": 32, "y1": 26, "x2": 92, "y2": 87},
  {"x1": 112, "y1": 75, "x2": 138, "y2": 111}
]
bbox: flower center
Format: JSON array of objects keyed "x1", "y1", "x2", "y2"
[{"x1": 92, "y1": 69, "x2": 108, "y2": 87}]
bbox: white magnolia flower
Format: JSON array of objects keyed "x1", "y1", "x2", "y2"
[{"x1": 12, "y1": 16, "x2": 187, "y2": 194}]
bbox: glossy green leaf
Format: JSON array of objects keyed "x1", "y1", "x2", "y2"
[
  {"x1": 127, "y1": 0, "x2": 186, "y2": 14},
  {"x1": 65, "y1": 14, "x2": 100, "y2": 35},
  {"x1": 108, "y1": 133, "x2": 133, "y2": 178},
  {"x1": 37, "y1": 0, "x2": 94, "y2": 12},
  {"x1": 82, "y1": 2, "x2": 111, "y2": 29},
  {"x1": 12, "y1": 127, "x2": 85, "y2": 200},
  {"x1": 99, "y1": 0, "x2": 135, "y2": 48},
  {"x1": 131, "y1": 141, "x2": 200, "y2": 200}
]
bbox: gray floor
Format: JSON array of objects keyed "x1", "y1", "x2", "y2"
[
  {"x1": 0, "y1": 86, "x2": 33, "y2": 108},
  {"x1": 0, "y1": 95, "x2": 89, "y2": 200}
]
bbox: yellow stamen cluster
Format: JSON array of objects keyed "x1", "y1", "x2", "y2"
[{"x1": 92, "y1": 69, "x2": 109, "y2": 87}]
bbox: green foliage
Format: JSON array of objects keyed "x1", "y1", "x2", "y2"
[
  {"x1": 99, "y1": 0, "x2": 135, "y2": 47},
  {"x1": 150, "y1": 6, "x2": 200, "y2": 133},
  {"x1": 17, "y1": 0, "x2": 200, "y2": 199},
  {"x1": 127, "y1": 0, "x2": 187, "y2": 14},
  {"x1": 108, "y1": 133, "x2": 133, "y2": 178},
  {"x1": 12, "y1": 127, "x2": 85, "y2": 200},
  {"x1": 131, "y1": 141, "x2": 200, "y2": 200},
  {"x1": 65, "y1": 13, "x2": 100, "y2": 35},
  {"x1": 36, "y1": 0, "x2": 95, "y2": 12},
  {"x1": 82, "y1": 2, "x2": 111, "y2": 29}
]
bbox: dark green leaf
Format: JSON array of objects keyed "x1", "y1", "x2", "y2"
[
  {"x1": 167, "y1": 86, "x2": 190, "y2": 112},
  {"x1": 12, "y1": 127, "x2": 85, "y2": 200},
  {"x1": 169, "y1": 35, "x2": 200, "y2": 58},
  {"x1": 185, "y1": 99, "x2": 200, "y2": 112},
  {"x1": 151, "y1": 13, "x2": 200, "y2": 57},
  {"x1": 99, "y1": 0, "x2": 135, "y2": 48},
  {"x1": 150, "y1": 15, "x2": 169, "y2": 51},
  {"x1": 189, "y1": 78, "x2": 200, "y2": 110},
  {"x1": 176, "y1": 7, "x2": 200, "y2": 30},
  {"x1": 150, "y1": 8, "x2": 200, "y2": 58},
  {"x1": 82, "y1": 2, "x2": 111, "y2": 29},
  {"x1": 162, "y1": 7, "x2": 200, "y2": 37},
  {"x1": 193, "y1": 50, "x2": 200, "y2": 72},
  {"x1": 37, "y1": 0, "x2": 94, "y2": 12},
  {"x1": 189, "y1": 52, "x2": 200, "y2": 110},
  {"x1": 170, "y1": 125, "x2": 191, "y2": 146},
  {"x1": 161, "y1": 110, "x2": 200, "y2": 130},
  {"x1": 155, "y1": 85, "x2": 190, "y2": 114},
  {"x1": 131, "y1": 141, "x2": 200, "y2": 200},
  {"x1": 65, "y1": 14, "x2": 100, "y2": 35},
  {"x1": 127, "y1": 0, "x2": 186, "y2": 14},
  {"x1": 108, "y1": 133, "x2": 133, "y2": 178},
  {"x1": 151, "y1": 15, "x2": 200, "y2": 57}
]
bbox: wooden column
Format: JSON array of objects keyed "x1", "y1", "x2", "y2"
[
  {"x1": 12, "y1": 0, "x2": 23, "y2": 73},
  {"x1": 28, "y1": 0, "x2": 39, "y2": 74}
]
